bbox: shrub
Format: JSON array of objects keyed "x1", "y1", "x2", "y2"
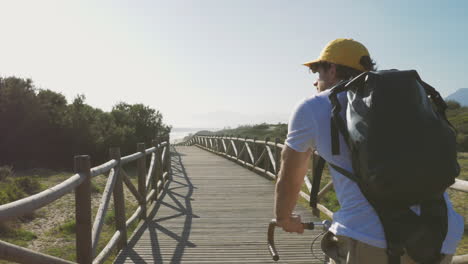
[
  {"x1": 1, "y1": 183, "x2": 26, "y2": 205},
  {"x1": 13, "y1": 177, "x2": 41, "y2": 195},
  {"x1": 0, "y1": 166, "x2": 13, "y2": 182},
  {"x1": 253, "y1": 123, "x2": 269, "y2": 130},
  {"x1": 0, "y1": 173, "x2": 41, "y2": 205},
  {"x1": 0, "y1": 192, "x2": 10, "y2": 205},
  {"x1": 447, "y1": 100, "x2": 461, "y2": 110}
]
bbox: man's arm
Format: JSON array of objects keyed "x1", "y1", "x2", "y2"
[{"x1": 274, "y1": 145, "x2": 312, "y2": 233}]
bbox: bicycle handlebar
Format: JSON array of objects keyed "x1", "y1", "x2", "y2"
[{"x1": 267, "y1": 219, "x2": 331, "y2": 261}]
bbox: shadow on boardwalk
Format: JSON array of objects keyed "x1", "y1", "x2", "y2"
[{"x1": 114, "y1": 147, "x2": 198, "y2": 264}]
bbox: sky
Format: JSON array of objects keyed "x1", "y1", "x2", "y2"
[{"x1": 1, "y1": 0, "x2": 467, "y2": 129}]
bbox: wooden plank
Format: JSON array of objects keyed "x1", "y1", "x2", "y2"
[
  {"x1": 92, "y1": 167, "x2": 118, "y2": 256},
  {"x1": 121, "y1": 169, "x2": 144, "y2": 204},
  {"x1": 266, "y1": 146, "x2": 276, "y2": 173},
  {"x1": 126, "y1": 206, "x2": 142, "y2": 228},
  {"x1": 451, "y1": 178, "x2": 468, "y2": 193},
  {"x1": 0, "y1": 173, "x2": 84, "y2": 221},
  {"x1": 230, "y1": 140, "x2": 238, "y2": 157},
  {"x1": 145, "y1": 153, "x2": 156, "y2": 191},
  {"x1": 0, "y1": 240, "x2": 75, "y2": 264},
  {"x1": 245, "y1": 142, "x2": 255, "y2": 164},
  {"x1": 221, "y1": 139, "x2": 228, "y2": 153},
  {"x1": 114, "y1": 146, "x2": 325, "y2": 264},
  {"x1": 90, "y1": 160, "x2": 118, "y2": 178},
  {"x1": 92, "y1": 231, "x2": 121, "y2": 264}
]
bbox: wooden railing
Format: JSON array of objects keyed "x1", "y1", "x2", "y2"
[
  {"x1": 0, "y1": 136, "x2": 171, "y2": 264},
  {"x1": 185, "y1": 135, "x2": 468, "y2": 263},
  {"x1": 183, "y1": 135, "x2": 283, "y2": 181}
]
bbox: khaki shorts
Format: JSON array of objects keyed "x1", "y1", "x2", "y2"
[{"x1": 321, "y1": 231, "x2": 453, "y2": 264}]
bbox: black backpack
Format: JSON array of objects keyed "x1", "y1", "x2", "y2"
[{"x1": 310, "y1": 70, "x2": 460, "y2": 264}]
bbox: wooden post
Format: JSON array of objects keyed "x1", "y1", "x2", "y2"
[
  {"x1": 74, "y1": 155, "x2": 93, "y2": 264},
  {"x1": 137, "y1": 143, "x2": 147, "y2": 220},
  {"x1": 151, "y1": 139, "x2": 159, "y2": 200},
  {"x1": 155, "y1": 138, "x2": 163, "y2": 197},
  {"x1": 110, "y1": 147, "x2": 128, "y2": 250},
  {"x1": 236, "y1": 136, "x2": 240, "y2": 161},
  {"x1": 264, "y1": 137, "x2": 271, "y2": 175},
  {"x1": 253, "y1": 137, "x2": 258, "y2": 169},
  {"x1": 214, "y1": 137, "x2": 217, "y2": 151},
  {"x1": 275, "y1": 138, "x2": 281, "y2": 178},
  {"x1": 160, "y1": 137, "x2": 166, "y2": 184},
  {"x1": 157, "y1": 137, "x2": 166, "y2": 187},
  {"x1": 165, "y1": 136, "x2": 171, "y2": 174},
  {"x1": 243, "y1": 136, "x2": 248, "y2": 163}
]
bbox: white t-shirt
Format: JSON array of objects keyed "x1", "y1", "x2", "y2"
[{"x1": 285, "y1": 89, "x2": 465, "y2": 254}]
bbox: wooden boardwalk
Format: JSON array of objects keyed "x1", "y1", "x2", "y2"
[{"x1": 114, "y1": 146, "x2": 325, "y2": 264}]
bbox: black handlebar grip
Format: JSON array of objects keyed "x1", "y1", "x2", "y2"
[
  {"x1": 302, "y1": 222, "x2": 315, "y2": 230},
  {"x1": 267, "y1": 219, "x2": 280, "y2": 261},
  {"x1": 268, "y1": 220, "x2": 318, "y2": 261}
]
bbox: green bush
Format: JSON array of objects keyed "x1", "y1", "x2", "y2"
[
  {"x1": 0, "y1": 192, "x2": 10, "y2": 206},
  {"x1": 252, "y1": 123, "x2": 269, "y2": 129},
  {"x1": 0, "y1": 166, "x2": 12, "y2": 181},
  {"x1": 0, "y1": 183, "x2": 26, "y2": 205},
  {"x1": 13, "y1": 177, "x2": 41, "y2": 195},
  {"x1": 0, "y1": 172, "x2": 41, "y2": 205}
]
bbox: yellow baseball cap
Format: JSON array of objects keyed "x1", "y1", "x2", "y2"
[{"x1": 303, "y1": 38, "x2": 370, "y2": 72}]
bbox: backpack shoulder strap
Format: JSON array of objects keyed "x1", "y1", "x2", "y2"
[
  {"x1": 328, "y1": 163, "x2": 360, "y2": 182},
  {"x1": 309, "y1": 156, "x2": 361, "y2": 209},
  {"x1": 309, "y1": 155, "x2": 326, "y2": 209}
]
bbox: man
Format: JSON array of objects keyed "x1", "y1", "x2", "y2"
[{"x1": 274, "y1": 38, "x2": 464, "y2": 263}]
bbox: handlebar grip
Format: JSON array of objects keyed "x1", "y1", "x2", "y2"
[
  {"x1": 267, "y1": 220, "x2": 319, "y2": 261},
  {"x1": 302, "y1": 222, "x2": 315, "y2": 230},
  {"x1": 268, "y1": 220, "x2": 280, "y2": 261}
]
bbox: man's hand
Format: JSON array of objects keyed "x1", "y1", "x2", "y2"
[{"x1": 276, "y1": 214, "x2": 304, "y2": 234}]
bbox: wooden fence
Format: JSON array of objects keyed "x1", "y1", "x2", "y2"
[
  {"x1": 181, "y1": 135, "x2": 282, "y2": 181},
  {"x1": 0, "y1": 136, "x2": 171, "y2": 264},
  {"x1": 185, "y1": 135, "x2": 468, "y2": 264}
]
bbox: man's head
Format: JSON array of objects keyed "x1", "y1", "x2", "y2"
[{"x1": 303, "y1": 38, "x2": 376, "y2": 92}]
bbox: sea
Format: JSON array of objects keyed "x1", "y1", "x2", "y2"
[{"x1": 169, "y1": 127, "x2": 219, "y2": 143}]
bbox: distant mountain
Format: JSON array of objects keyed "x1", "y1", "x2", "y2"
[{"x1": 446, "y1": 88, "x2": 468, "y2": 106}]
